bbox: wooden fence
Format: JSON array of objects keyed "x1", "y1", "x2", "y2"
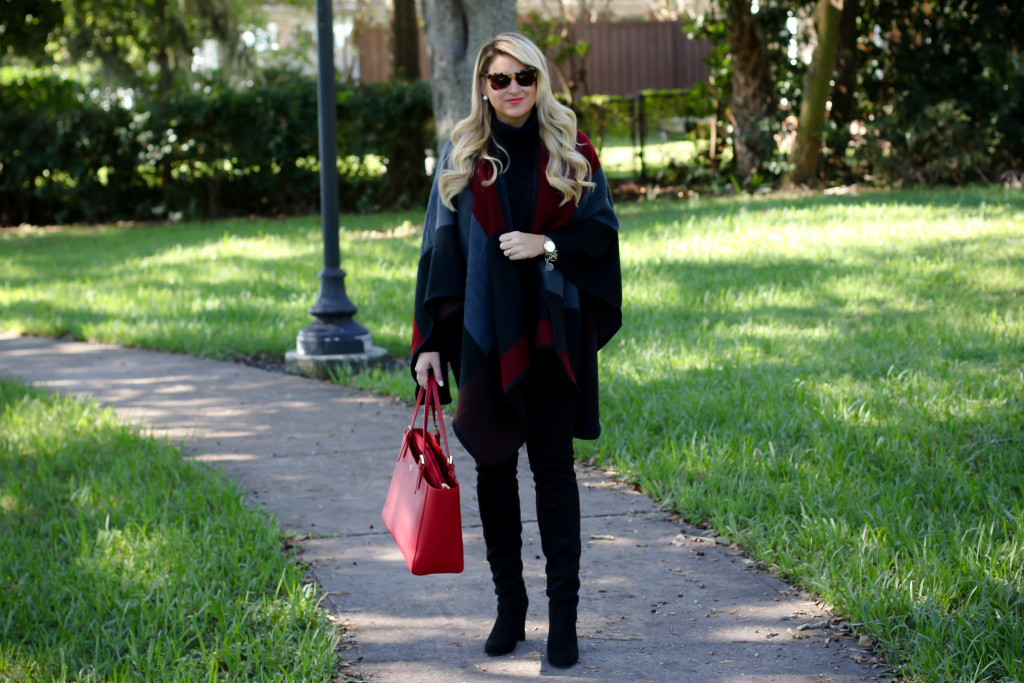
[{"x1": 356, "y1": 20, "x2": 710, "y2": 95}]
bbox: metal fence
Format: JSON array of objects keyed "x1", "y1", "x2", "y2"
[
  {"x1": 567, "y1": 21, "x2": 711, "y2": 95},
  {"x1": 356, "y1": 20, "x2": 710, "y2": 96}
]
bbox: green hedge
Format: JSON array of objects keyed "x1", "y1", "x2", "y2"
[
  {"x1": 0, "y1": 74, "x2": 434, "y2": 226},
  {"x1": 572, "y1": 87, "x2": 716, "y2": 150}
]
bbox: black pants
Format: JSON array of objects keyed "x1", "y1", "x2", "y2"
[{"x1": 475, "y1": 363, "x2": 581, "y2": 609}]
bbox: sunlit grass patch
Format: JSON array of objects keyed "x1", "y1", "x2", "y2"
[
  {"x1": 0, "y1": 378, "x2": 340, "y2": 681},
  {"x1": 0, "y1": 212, "x2": 424, "y2": 360},
  {"x1": 600, "y1": 135, "x2": 699, "y2": 179},
  {"x1": 589, "y1": 186, "x2": 1024, "y2": 680}
]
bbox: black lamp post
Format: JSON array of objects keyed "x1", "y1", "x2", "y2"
[{"x1": 287, "y1": 0, "x2": 385, "y2": 376}]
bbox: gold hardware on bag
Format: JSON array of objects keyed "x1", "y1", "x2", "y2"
[{"x1": 442, "y1": 484, "x2": 451, "y2": 489}]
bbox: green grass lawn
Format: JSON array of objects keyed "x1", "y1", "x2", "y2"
[
  {"x1": 0, "y1": 378, "x2": 341, "y2": 682},
  {"x1": 3, "y1": 185, "x2": 1023, "y2": 680}
]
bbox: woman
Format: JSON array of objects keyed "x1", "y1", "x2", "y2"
[{"x1": 411, "y1": 31, "x2": 621, "y2": 669}]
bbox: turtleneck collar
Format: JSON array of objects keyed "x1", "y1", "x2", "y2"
[{"x1": 490, "y1": 108, "x2": 539, "y2": 146}]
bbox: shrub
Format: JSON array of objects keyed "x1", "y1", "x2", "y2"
[
  {"x1": 0, "y1": 73, "x2": 435, "y2": 226},
  {"x1": 865, "y1": 99, "x2": 1000, "y2": 186}
]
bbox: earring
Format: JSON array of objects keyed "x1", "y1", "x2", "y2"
[{"x1": 482, "y1": 95, "x2": 488, "y2": 101}]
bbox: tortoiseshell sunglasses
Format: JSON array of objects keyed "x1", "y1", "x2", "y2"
[{"x1": 482, "y1": 67, "x2": 538, "y2": 90}]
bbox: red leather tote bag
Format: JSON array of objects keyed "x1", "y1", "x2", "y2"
[{"x1": 381, "y1": 377, "x2": 464, "y2": 575}]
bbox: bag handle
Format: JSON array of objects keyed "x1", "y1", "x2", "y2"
[
  {"x1": 425, "y1": 376, "x2": 452, "y2": 465},
  {"x1": 408, "y1": 376, "x2": 453, "y2": 466}
]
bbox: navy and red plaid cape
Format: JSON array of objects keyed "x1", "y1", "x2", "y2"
[{"x1": 411, "y1": 131, "x2": 622, "y2": 466}]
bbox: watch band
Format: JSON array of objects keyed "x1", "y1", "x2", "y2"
[{"x1": 543, "y1": 238, "x2": 558, "y2": 270}]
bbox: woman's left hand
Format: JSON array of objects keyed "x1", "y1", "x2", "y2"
[{"x1": 499, "y1": 232, "x2": 545, "y2": 261}]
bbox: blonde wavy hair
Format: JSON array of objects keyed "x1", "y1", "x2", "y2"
[{"x1": 437, "y1": 32, "x2": 595, "y2": 210}]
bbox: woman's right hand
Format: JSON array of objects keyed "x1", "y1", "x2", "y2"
[{"x1": 414, "y1": 351, "x2": 443, "y2": 390}]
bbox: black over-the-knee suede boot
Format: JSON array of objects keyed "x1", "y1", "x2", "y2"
[
  {"x1": 476, "y1": 458, "x2": 528, "y2": 656},
  {"x1": 528, "y1": 441, "x2": 581, "y2": 669}
]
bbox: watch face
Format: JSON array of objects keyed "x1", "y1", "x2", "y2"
[{"x1": 544, "y1": 239, "x2": 555, "y2": 253}]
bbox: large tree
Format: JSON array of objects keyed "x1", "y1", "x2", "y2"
[
  {"x1": 392, "y1": 0, "x2": 420, "y2": 80},
  {"x1": 2, "y1": 0, "x2": 254, "y2": 89},
  {"x1": 388, "y1": 0, "x2": 428, "y2": 203},
  {"x1": 421, "y1": 0, "x2": 517, "y2": 149},
  {"x1": 829, "y1": 0, "x2": 859, "y2": 135},
  {"x1": 721, "y1": 0, "x2": 777, "y2": 182},
  {"x1": 786, "y1": 0, "x2": 843, "y2": 184},
  {"x1": 69, "y1": 0, "x2": 241, "y2": 89}
]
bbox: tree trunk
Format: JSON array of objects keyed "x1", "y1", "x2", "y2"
[
  {"x1": 787, "y1": 0, "x2": 844, "y2": 184},
  {"x1": 725, "y1": 0, "x2": 776, "y2": 183},
  {"x1": 421, "y1": 0, "x2": 517, "y2": 150},
  {"x1": 393, "y1": 0, "x2": 421, "y2": 80},
  {"x1": 830, "y1": 0, "x2": 859, "y2": 130},
  {"x1": 825, "y1": 0, "x2": 859, "y2": 179},
  {"x1": 389, "y1": 0, "x2": 427, "y2": 204}
]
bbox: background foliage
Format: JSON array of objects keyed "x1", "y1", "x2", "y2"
[
  {"x1": 0, "y1": 0, "x2": 260, "y2": 89},
  {"x1": 1, "y1": 0, "x2": 1020, "y2": 222},
  {"x1": 0, "y1": 69, "x2": 433, "y2": 226},
  {"x1": 855, "y1": 0, "x2": 1024, "y2": 186},
  {"x1": 683, "y1": 0, "x2": 1024, "y2": 187}
]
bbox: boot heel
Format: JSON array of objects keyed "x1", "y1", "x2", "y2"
[
  {"x1": 546, "y1": 603, "x2": 578, "y2": 668},
  {"x1": 485, "y1": 596, "x2": 528, "y2": 656}
]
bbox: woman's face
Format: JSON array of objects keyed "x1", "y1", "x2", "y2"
[{"x1": 482, "y1": 54, "x2": 538, "y2": 128}]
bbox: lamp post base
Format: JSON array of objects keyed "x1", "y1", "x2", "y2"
[
  {"x1": 285, "y1": 346, "x2": 389, "y2": 381},
  {"x1": 285, "y1": 319, "x2": 389, "y2": 380}
]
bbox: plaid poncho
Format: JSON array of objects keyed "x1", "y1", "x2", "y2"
[{"x1": 411, "y1": 131, "x2": 621, "y2": 466}]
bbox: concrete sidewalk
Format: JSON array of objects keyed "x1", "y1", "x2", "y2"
[{"x1": 0, "y1": 333, "x2": 888, "y2": 682}]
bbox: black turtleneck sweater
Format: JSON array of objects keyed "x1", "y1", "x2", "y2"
[{"x1": 489, "y1": 109, "x2": 540, "y2": 232}]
